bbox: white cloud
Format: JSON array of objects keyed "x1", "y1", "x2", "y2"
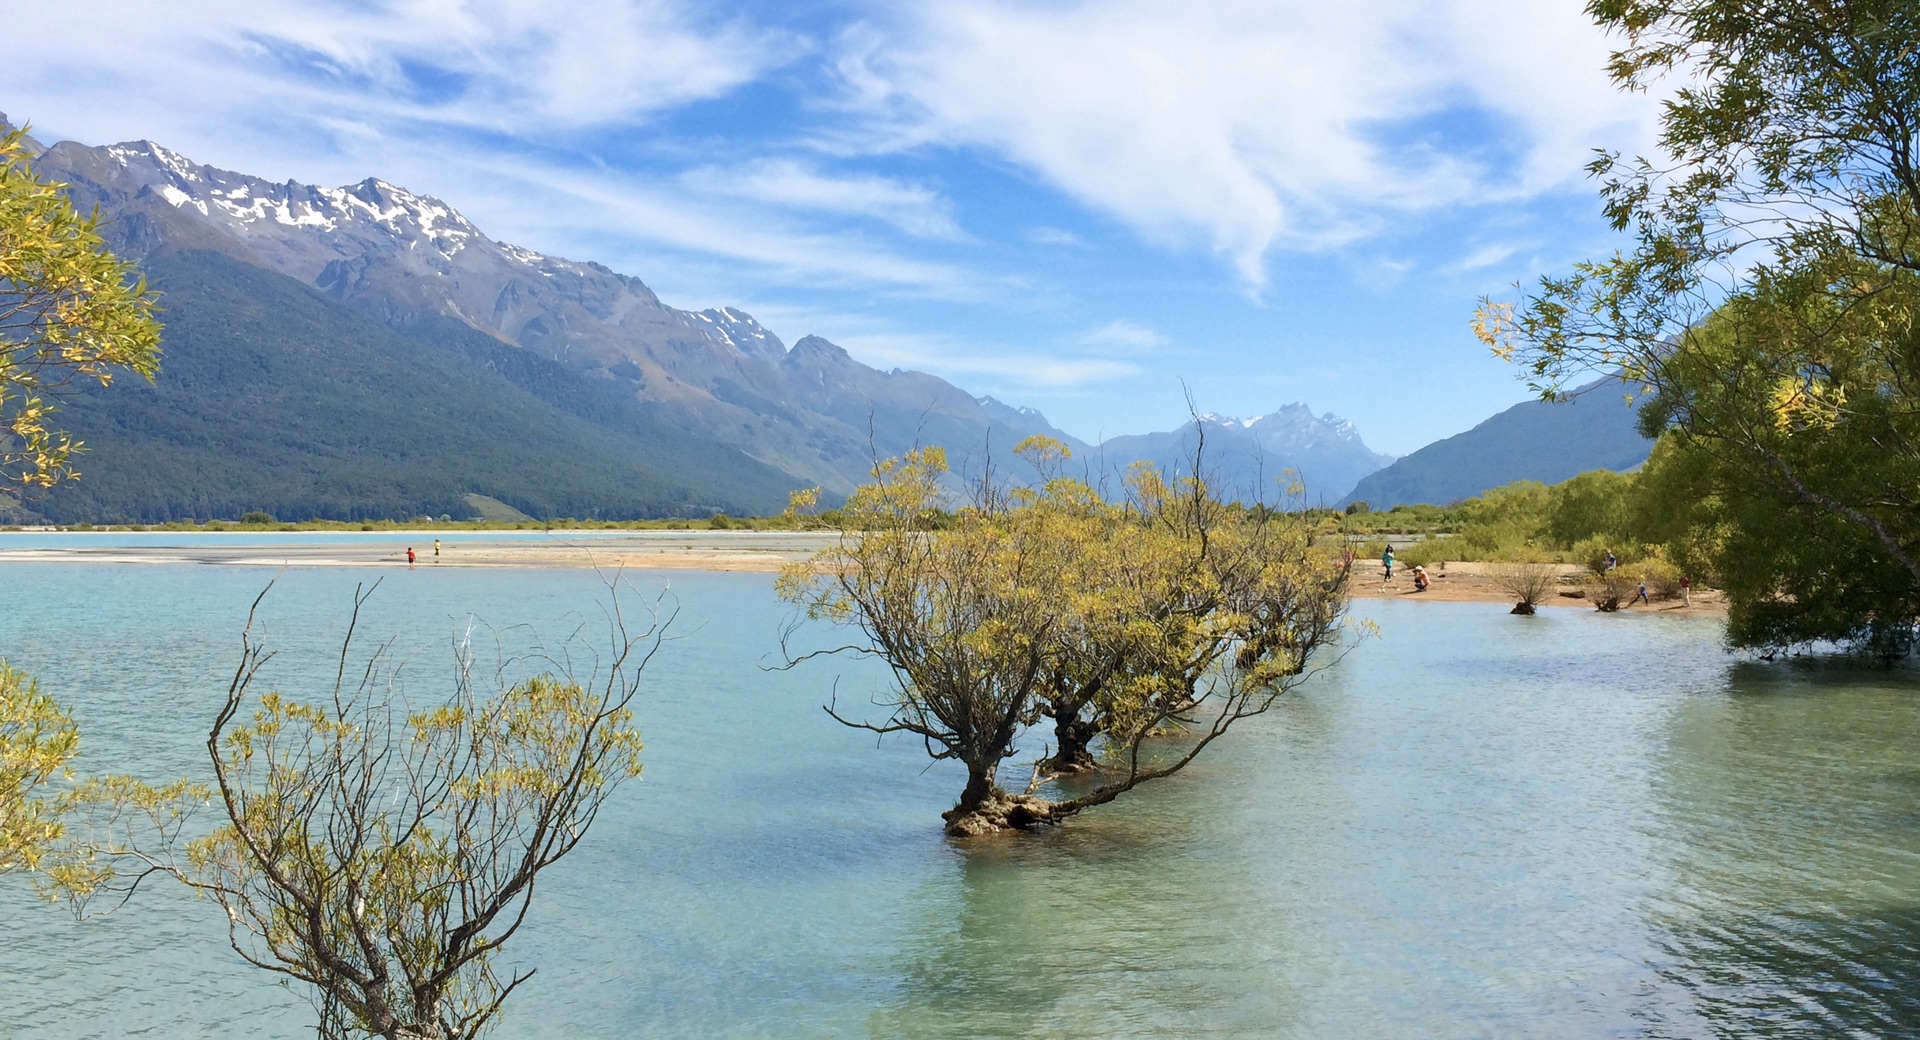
[
  {"x1": 681, "y1": 159, "x2": 963, "y2": 239},
  {"x1": 837, "y1": 0, "x2": 1659, "y2": 290},
  {"x1": 1446, "y1": 241, "x2": 1526, "y2": 274},
  {"x1": 1026, "y1": 226, "x2": 1084, "y2": 247},
  {"x1": 1077, "y1": 320, "x2": 1163, "y2": 354},
  {"x1": 5, "y1": 1, "x2": 792, "y2": 153},
  {"x1": 852, "y1": 338, "x2": 1142, "y2": 387},
  {"x1": 1, "y1": 1, "x2": 995, "y2": 299},
  {"x1": 223, "y1": 0, "x2": 792, "y2": 132},
  {"x1": 726, "y1": 301, "x2": 1141, "y2": 389},
  {"x1": 395, "y1": 148, "x2": 991, "y2": 295}
]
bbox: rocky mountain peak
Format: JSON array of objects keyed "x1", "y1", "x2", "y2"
[
  {"x1": 21, "y1": 120, "x2": 1397, "y2": 506},
  {"x1": 696, "y1": 307, "x2": 786, "y2": 360},
  {"x1": 787, "y1": 335, "x2": 851, "y2": 363}
]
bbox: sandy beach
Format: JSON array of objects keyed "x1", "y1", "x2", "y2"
[
  {"x1": 0, "y1": 532, "x2": 1726, "y2": 616},
  {"x1": 1347, "y1": 560, "x2": 1727, "y2": 617},
  {"x1": 0, "y1": 530, "x2": 845, "y2": 573}
]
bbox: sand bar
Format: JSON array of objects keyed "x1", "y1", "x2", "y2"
[
  {"x1": 1347, "y1": 560, "x2": 1727, "y2": 617},
  {"x1": 0, "y1": 531, "x2": 845, "y2": 573},
  {"x1": 0, "y1": 533, "x2": 1727, "y2": 616}
]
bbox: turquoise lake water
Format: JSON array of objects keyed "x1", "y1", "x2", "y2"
[
  {"x1": 2, "y1": 561, "x2": 1918, "y2": 1038},
  {"x1": 0, "y1": 529, "x2": 715, "y2": 549}
]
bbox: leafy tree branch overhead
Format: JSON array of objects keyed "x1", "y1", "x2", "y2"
[
  {"x1": 0, "y1": 124, "x2": 161, "y2": 489},
  {"x1": 1476, "y1": 0, "x2": 1920, "y2": 654}
]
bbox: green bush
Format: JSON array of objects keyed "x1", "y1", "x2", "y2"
[
  {"x1": 1570, "y1": 536, "x2": 1616, "y2": 575},
  {"x1": 241, "y1": 511, "x2": 275, "y2": 525},
  {"x1": 1397, "y1": 539, "x2": 1451, "y2": 568},
  {"x1": 1634, "y1": 552, "x2": 1686, "y2": 599}
]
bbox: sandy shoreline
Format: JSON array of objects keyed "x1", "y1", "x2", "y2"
[
  {"x1": 0, "y1": 531, "x2": 844, "y2": 573},
  {"x1": 0, "y1": 534, "x2": 1726, "y2": 617},
  {"x1": 1347, "y1": 560, "x2": 1727, "y2": 617}
]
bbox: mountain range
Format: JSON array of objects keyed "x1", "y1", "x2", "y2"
[
  {"x1": 1092, "y1": 407, "x2": 1394, "y2": 505},
  {"x1": 4, "y1": 115, "x2": 1653, "y2": 522},
  {"x1": 1341, "y1": 375, "x2": 1655, "y2": 510}
]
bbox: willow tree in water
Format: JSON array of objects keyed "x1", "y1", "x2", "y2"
[
  {"x1": 59, "y1": 579, "x2": 666, "y2": 1040},
  {"x1": 778, "y1": 438, "x2": 1351, "y2": 836}
]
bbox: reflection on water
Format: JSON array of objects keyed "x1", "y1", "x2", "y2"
[
  {"x1": 1639, "y1": 662, "x2": 1920, "y2": 1038},
  {"x1": 1, "y1": 573, "x2": 1917, "y2": 1038}
]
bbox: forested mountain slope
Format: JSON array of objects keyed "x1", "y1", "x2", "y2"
[
  {"x1": 29, "y1": 250, "x2": 801, "y2": 523},
  {"x1": 1339, "y1": 377, "x2": 1654, "y2": 509}
]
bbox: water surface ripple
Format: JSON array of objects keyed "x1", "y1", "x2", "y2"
[{"x1": 1, "y1": 565, "x2": 1916, "y2": 1038}]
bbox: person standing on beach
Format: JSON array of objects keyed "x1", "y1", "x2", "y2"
[
  {"x1": 407, "y1": 546, "x2": 416, "y2": 567},
  {"x1": 1681, "y1": 575, "x2": 1691, "y2": 607},
  {"x1": 434, "y1": 538, "x2": 441, "y2": 561},
  {"x1": 1635, "y1": 580, "x2": 1650, "y2": 606},
  {"x1": 1382, "y1": 545, "x2": 1395, "y2": 581}
]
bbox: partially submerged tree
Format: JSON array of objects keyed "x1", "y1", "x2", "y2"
[
  {"x1": 62, "y1": 579, "x2": 666, "y2": 1040},
  {"x1": 1488, "y1": 557, "x2": 1561, "y2": 615},
  {"x1": 1475, "y1": 0, "x2": 1920, "y2": 653},
  {"x1": 779, "y1": 438, "x2": 1351, "y2": 836}
]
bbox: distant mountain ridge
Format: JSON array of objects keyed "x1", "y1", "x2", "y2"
[
  {"x1": 1095, "y1": 406, "x2": 1395, "y2": 505},
  {"x1": 13, "y1": 119, "x2": 1090, "y2": 517},
  {"x1": 1339, "y1": 376, "x2": 1655, "y2": 509},
  {"x1": 8, "y1": 115, "x2": 1402, "y2": 521}
]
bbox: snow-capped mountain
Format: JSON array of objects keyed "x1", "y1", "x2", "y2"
[
  {"x1": 1095, "y1": 404, "x2": 1396, "y2": 505},
  {"x1": 11, "y1": 114, "x2": 1397, "y2": 518},
  {"x1": 26, "y1": 123, "x2": 1083, "y2": 494}
]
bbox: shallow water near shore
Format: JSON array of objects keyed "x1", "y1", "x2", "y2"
[{"x1": 2, "y1": 562, "x2": 1918, "y2": 1038}]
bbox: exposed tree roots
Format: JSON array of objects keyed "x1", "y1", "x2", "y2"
[{"x1": 942, "y1": 791, "x2": 1058, "y2": 836}]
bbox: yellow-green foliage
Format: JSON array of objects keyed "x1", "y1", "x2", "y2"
[
  {"x1": 0, "y1": 662, "x2": 76, "y2": 874},
  {"x1": 780, "y1": 436, "x2": 1352, "y2": 833},
  {"x1": 0, "y1": 125, "x2": 162, "y2": 489},
  {"x1": 53, "y1": 584, "x2": 659, "y2": 1040},
  {"x1": 1390, "y1": 465, "x2": 1674, "y2": 568},
  {"x1": 172, "y1": 666, "x2": 641, "y2": 1037},
  {"x1": 1632, "y1": 550, "x2": 1686, "y2": 599}
]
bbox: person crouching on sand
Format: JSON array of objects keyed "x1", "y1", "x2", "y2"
[{"x1": 1412, "y1": 565, "x2": 1430, "y2": 592}]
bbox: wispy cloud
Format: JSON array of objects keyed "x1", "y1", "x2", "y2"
[
  {"x1": 1, "y1": 1, "x2": 996, "y2": 299},
  {"x1": 731, "y1": 301, "x2": 1142, "y2": 390},
  {"x1": 1026, "y1": 226, "x2": 1084, "y2": 248},
  {"x1": 681, "y1": 159, "x2": 963, "y2": 239},
  {"x1": 851, "y1": 338, "x2": 1143, "y2": 387},
  {"x1": 220, "y1": 0, "x2": 794, "y2": 132},
  {"x1": 834, "y1": 0, "x2": 1658, "y2": 291},
  {"x1": 1445, "y1": 241, "x2": 1527, "y2": 274},
  {"x1": 1077, "y1": 320, "x2": 1163, "y2": 354},
  {"x1": 410, "y1": 148, "x2": 991, "y2": 296}
]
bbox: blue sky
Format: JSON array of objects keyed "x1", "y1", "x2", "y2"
[{"x1": 9, "y1": 0, "x2": 1660, "y2": 455}]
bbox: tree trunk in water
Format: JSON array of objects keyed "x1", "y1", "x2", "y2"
[
  {"x1": 942, "y1": 763, "x2": 1053, "y2": 836},
  {"x1": 1042, "y1": 705, "x2": 1097, "y2": 774},
  {"x1": 952, "y1": 767, "x2": 996, "y2": 817}
]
